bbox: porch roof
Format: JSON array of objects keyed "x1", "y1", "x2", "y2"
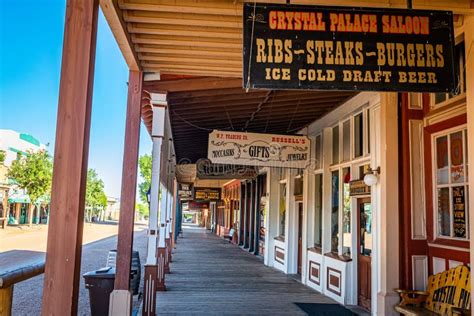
[
  {"x1": 101, "y1": 0, "x2": 474, "y2": 163},
  {"x1": 101, "y1": 0, "x2": 474, "y2": 74}
]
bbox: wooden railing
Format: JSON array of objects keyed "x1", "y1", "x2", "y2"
[{"x1": 0, "y1": 250, "x2": 45, "y2": 316}]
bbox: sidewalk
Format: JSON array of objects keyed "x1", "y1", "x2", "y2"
[{"x1": 156, "y1": 226, "x2": 347, "y2": 315}]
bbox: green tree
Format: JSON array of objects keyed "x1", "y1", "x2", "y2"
[
  {"x1": 136, "y1": 203, "x2": 149, "y2": 220},
  {"x1": 8, "y1": 150, "x2": 53, "y2": 226},
  {"x1": 138, "y1": 154, "x2": 152, "y2": 207},
  {"x1": 0, "y1": 150, "x2": 5, "y2": 165},
  {"x1": 85, "y1": 169, "x2": 108, "y2": 221}
]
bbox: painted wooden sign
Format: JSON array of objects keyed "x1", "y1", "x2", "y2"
[
  {"x1": 196, "y1": 158, "x2": 257, "y2": 179},
  {"x1": 194, "y1": 187, "x2": 221, "y2": 201},
  {"x1": 178, "y1": 183, "x2": 193, "y2": 201},
  {"x1": 243, "y1": 3, "x2": 456, "y2": 92},
  {"x1": 208, "y1": 130, "x2": 310, "y2": 168},
  {"x1": 349, "y1": 180, "x2": 371, "y2": 196},
  {"x1": 453, "y1": 186, "x2": 466, "y2": 238}
]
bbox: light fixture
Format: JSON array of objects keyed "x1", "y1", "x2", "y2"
[
  {"x1": 295, "y1": 169, "x2": 303, "y2": 179},
  {"x1": 363, "y1": 166, "x2": 381, "y2": 186}
]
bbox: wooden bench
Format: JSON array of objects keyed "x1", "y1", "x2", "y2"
[
  {"x1": 395, "y1": 265, "x2": 471, "y2": 316},
  {"x1": 223, "y1": 228, "x2": 235, "y2": 243},
  {"x1": 0, "y1": 250, "x2": 45, "y2": 316}
]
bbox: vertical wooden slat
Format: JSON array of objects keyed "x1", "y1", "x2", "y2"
[
  {"x1": 41, "y1": 0, "x2": 98, "y2": 314},
  {"x1": 114, "y1": 70, "x2": 143, "y2": 291}
]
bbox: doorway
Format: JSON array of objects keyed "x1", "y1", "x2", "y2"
[
  {"x1": 297, "y1": 201, "x2": 303, "y2": 275},
  {"x1": 357, "y1": 197, "x2": 372, "y2": 310}
]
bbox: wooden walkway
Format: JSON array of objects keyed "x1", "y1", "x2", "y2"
[{"x1": 156, "y1": 226, "x2": 338, "y2": 315}]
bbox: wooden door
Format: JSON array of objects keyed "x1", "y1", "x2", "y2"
[
  {"x1": 297, "y1": 202, "x2": 303, "y2": 275},
  {"x1": 357, "y1": 198, "x2": 372, "y2": 311}
]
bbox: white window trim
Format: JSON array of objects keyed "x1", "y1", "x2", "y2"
[{"x1": 431, "y1": 124, "x2": 469, "y2": 241}]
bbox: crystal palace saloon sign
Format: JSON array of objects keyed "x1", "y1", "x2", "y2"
[
  {"x1": 208, "y1": 130, "x2": 310, "y2": 168},
  {"x1": 243, "y1": 3, "x2": 456, "y2": 92}
]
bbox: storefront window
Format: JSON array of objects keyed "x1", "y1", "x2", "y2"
[
  {"x1": 342, "y1": 167, "x2": 351, "y2": 256},
  {"x1": 433, "y1": 41, "x2": 466, "y2": 105},
  {"x1": 343, "y1": 120, "x2": 351, "y2": 161},
  {"x1": 354, "y1": 113, "x2": 363, "y2": 158},
  {"x1": 314, "y1": 174, "x2": 323, "y2": 248},
  {"x1": 331, "y1": 170, "x2": 339, "y2": 252},
  {"x1": 434, "y1": 128, "x2": 469, "y2": 239},
  {"x1": 332, "y1": 126, "x2": 339, "y2": 164},
  {"x1": 279, "y1": 182, "x2": 287, "y2": 237}
]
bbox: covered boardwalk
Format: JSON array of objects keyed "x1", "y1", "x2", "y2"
[
  {"x1": 157, "y1": 226, "x2": 357, "y2": 315},
  {"x1": 31, "y1": 0, "x2": 474, "y2": 316}
]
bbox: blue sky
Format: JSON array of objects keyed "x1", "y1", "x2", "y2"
[{"x1": 0, "y1": 1, "x2": 152, "y2": 198}]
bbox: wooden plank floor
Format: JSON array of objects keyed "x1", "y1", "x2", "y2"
[{"x1": 156, "y1": 226, "x2": 338, "y2": 315}]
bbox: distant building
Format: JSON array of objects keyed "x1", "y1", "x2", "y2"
[
  {"x1": 0, "y1": 129, "x2": 49, "y2": 225},
  {"x1": 0, "y1": 129, "x2": 48, "y2": 167}
]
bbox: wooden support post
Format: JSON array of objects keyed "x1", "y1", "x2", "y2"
[
  {"x1": 41, "y1": 1, "x2": 98, "y2": 314},
  {"x1": 109, "y1": 70, "x2": 143, "y2": 315},
  {"x1": 143, "y1": 104, "x2": 166, "y2": 314},
  {"x1": 0, "y1": 286, "x2": 13, "y2": 316},
  {"x1": 171, "y1": 178, "x2": 177, "y2": 249}
]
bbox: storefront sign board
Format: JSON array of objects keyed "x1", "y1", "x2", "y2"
[
  {"x1": 208, "y1": 130, "x2": 310, "y2": 168},
  {"x1": 243, "y1": 3, "x2": 456, "y2": 92}
]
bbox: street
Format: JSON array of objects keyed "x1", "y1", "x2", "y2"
[{"x1": 0, "y1": 223, "x2": 147, "y2": 315}]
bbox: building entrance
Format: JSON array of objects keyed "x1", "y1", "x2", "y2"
[{"x1": 357, "y1": 197, "x2": 372, "y2": 310}]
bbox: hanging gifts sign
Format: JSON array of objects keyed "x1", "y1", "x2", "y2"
[
  {"x1": 243, "y1": 3, "x2": 456, "y2": 92},
  {"x1": 208, "y1": 130, "x2": 310, "y2": 168}
]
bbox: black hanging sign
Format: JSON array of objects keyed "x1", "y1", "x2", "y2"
[
  {"x1": 243, "y1": 3, "x2": 456, "y2": 92},
  {"x1": 453, "y1": 186, "x2": 466, "y2": 238}
]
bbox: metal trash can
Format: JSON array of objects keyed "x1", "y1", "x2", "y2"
[{"x1": 83, "y1": 267, "x2": 115, "y2": 316}]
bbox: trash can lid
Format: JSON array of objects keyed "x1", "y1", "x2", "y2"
[{"x1": 83, "y1": 267, "x2": 116, "y2": 279}]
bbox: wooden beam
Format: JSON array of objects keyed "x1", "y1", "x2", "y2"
[
  {"x1": 114, "y1": 70, "x2": 143, "y2": 291},
  {"x1": 41, "y1": 0, "x2": 99, "y2": 315},
  {"x1": 146, "y1": 68, "x2": 241, "y2": 78},
  {"x1": 100, "y1": 0, "x2": 140, "y2": 70},
  {"x1": 170, "y1": 91, "x2": 350, "y2": 107},
  {"x1": 143, "y1": 77, "x2": 242, "y2": 93},
  {"x1": 138, "y1": 54, "x2": 241, "y2": 66},
  {"x1": 132, "y1": 34, "x2": 241, "y2": 49},
  {"x1": 128, "y1": 23, "x2": 242, "y2": 40},
  {"x1": 135, "y1": 45, "x2": 240, "y2": 58},
  {"x1": 123, "y1": 10, "x2": 242, "y2": 28},
  {"x1": 119, "y1": 0, "x2": 242, "y2": 16}
]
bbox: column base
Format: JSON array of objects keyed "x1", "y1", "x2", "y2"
[
  {"x1": 109, "y1": 289, "x2": 132, "y2": 316},
  {"x1": 156, "y1": 247, "x2": 166, "y2": 291},
  {"x1": 164, "y1": 239, "x2": 170, "y2": 274},
  {"x1": 376, "y1": 291, "x2": 400, "y2": 316},
  {"x1": 166, "y1": 237, "x2": 172, "y2": 263},
  {"x1": 142, "y1": 265, "x2": 157, "y2": 316}
]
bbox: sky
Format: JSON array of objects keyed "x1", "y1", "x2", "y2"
[{"x1": 0, "y1": 1, "x2": 152, "y2": 198}]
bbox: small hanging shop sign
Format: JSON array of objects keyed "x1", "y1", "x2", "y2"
[
  {"x1": 196, "y1": 158, "x2": 257, "y2": 179},
  {"x1": 349, "y1": 180, "x2": 371, "y2": 196},
  {"x1": 194, "y1": 187, "x2": 221, "y2": 201},
  {"x1": 243, "y1": 3, "x2": 456, "y2": 92},
  {"x1": 208, "y1": 130, "x2": 310, "y2": 168},
  {"x1": 178, "y1": 183, "x2": 193, "y2": 201}
]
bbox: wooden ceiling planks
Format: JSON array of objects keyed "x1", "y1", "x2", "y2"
[{"x1": 117, "y1": 0, "x2": 243, "y2": 76}]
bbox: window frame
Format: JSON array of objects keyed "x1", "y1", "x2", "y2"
[
  {"x1": 430, "y1": 37, "x2": 466, "y2": 110},
  {"x1": 431, "y1": 125, "x2": 469, "y2": 241}
]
